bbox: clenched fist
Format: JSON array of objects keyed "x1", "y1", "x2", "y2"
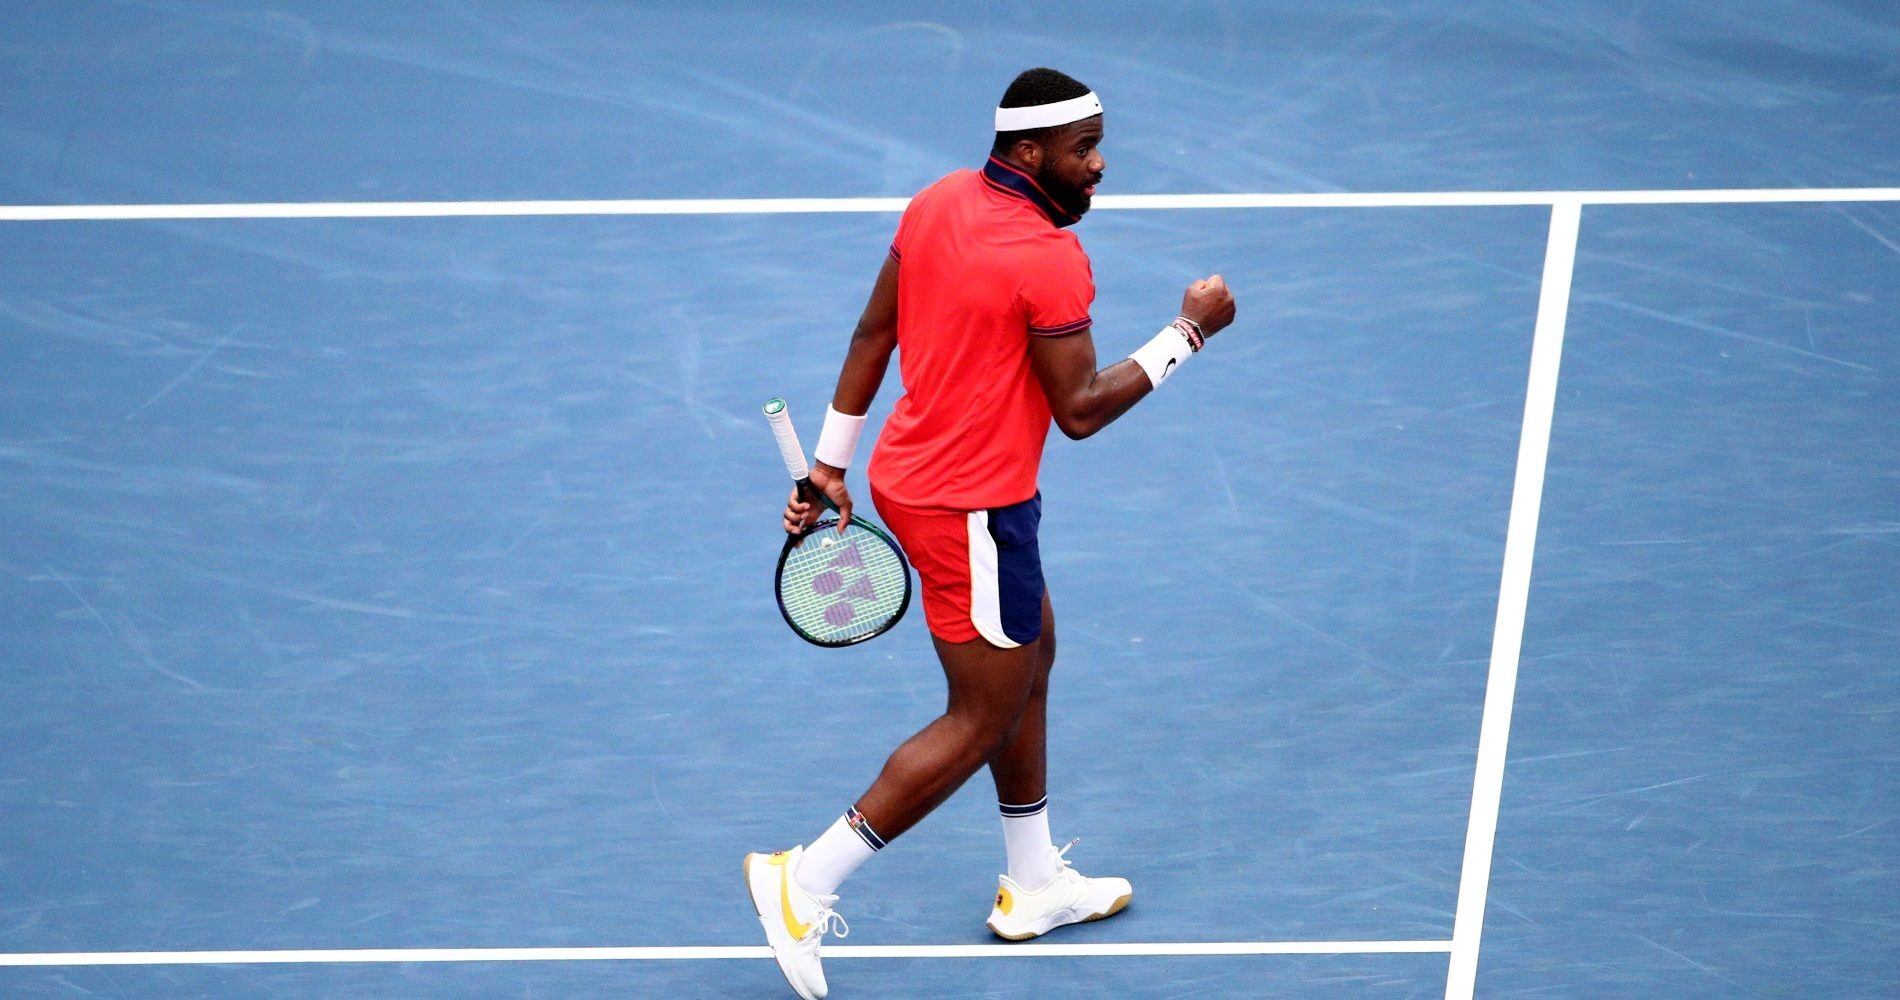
[{"x1": 1180, "y1": 274, "x2": 1237, "y2": 337}]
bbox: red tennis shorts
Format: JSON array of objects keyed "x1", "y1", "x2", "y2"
[{"x1": 870, "y1": 487, "x2": 1045, "y2": 647}]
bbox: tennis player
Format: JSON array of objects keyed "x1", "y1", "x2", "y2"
[{"x1": 745, "y1": 67, "x2": 1237, "y2": 999}]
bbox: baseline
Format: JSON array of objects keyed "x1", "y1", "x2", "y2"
[{"x1": 0, "y1": 940, "x2": 1453, "y2": 967}]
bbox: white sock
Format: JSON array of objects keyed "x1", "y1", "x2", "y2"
[
  {"x1": 795, "y1": 807, "x2": 883, "y2": 897},
  {"x1": 1000, "y1": 796, "x2": 1060, "y2": 888}
]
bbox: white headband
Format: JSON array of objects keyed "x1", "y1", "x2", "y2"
[{"x1": 994, "y1": 91, "x2": 1102, "y2": 132}]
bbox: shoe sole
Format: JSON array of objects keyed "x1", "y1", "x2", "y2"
[
  {"x1": 986, "y1": 891, "x2": 1133, "y2": 941},
  {"x1": 744, "y1": 854, "x2": 820, "y2": 1000}
]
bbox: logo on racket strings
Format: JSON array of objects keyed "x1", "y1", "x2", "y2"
[{"x1": 807, "y1": 540, "x2": 878, "y2": 630}]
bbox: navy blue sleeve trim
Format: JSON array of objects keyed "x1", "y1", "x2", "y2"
[{"x1": 1028, "y1": 316, "x2": 1091, "y2": 336}]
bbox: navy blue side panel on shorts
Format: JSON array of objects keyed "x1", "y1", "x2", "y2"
[{"x1": 986, "y1": 492, "x2": 1045, "y2": 644}]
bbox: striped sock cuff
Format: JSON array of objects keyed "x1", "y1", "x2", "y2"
[
  {"x1": 998, "y1": 796, "x2": 1049, "y2": 818},
  {"x1": 845, "y1": 806, "x2": 887, "y2": 851}
]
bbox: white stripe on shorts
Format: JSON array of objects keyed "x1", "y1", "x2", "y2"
[{"x1": 966, "y1": 510, "x2": 1020, "y2": 649}]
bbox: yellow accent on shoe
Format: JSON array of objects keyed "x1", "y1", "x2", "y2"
[
  {"x1": 767, "y1": 851, "x2": 814, "y2": 939},
  {"x1": 745, "y1": 847, "x2": 844, "y2": 1000},
  {"x1": 995, "y1": 886, "x2": 1014, "y2": 915}
]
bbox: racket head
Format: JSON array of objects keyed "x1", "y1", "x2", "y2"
[{"x1": 775, "y1": 517, "x2": 912, "y2": 647}]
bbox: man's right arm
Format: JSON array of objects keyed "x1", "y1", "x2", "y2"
[
  {"x1": 784, "y1": 255, "x2": 900, "y2": 533},
  {"x1": 829, "y1": 254, "x2": 900, "y2": 419}
]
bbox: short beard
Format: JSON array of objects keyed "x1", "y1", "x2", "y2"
[{"x1": 1041, "y1": 172, "x2": 1093, "y2": 219}]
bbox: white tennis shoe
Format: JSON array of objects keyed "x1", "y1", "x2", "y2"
[
  {"x1": 744, "y1": 846, "x2": 848, "y2": 999},
  {"x1": 985, "y1": 840, "x2": 1133, "y2": 941}
]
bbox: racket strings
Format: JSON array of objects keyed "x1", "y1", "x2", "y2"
[{"x1": 778, "y1": 521, "x2": 909, "y2": 643}]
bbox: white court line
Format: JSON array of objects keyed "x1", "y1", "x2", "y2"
[
  {"x1": 1443, "y1": 200, "x2": 1582, "y2": 1000},
  {"x1": 0, "y1": 940, "x2": 1451, "y2": 967},
  {"x1": 1, "y1": 187, "x2": 1898, "y2": 220}
]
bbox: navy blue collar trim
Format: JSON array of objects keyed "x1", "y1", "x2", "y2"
[{"x1": 981, "y1": 156, "x2": 1079, "y2": 229}]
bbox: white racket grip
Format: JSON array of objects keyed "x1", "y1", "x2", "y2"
[{"x1": 762, "y1": 398, "x2": 811, "y2": 481}]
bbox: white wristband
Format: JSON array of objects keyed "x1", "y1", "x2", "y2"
[
  {"x1": 1129, "y1": 326, "x2": 1194, "y2": 389},
  {"x1": 814, "y1": 405, "x2": 867, "y2": 469}
]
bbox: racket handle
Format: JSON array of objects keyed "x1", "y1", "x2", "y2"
[{"x1": 762, "y1": 397, "x2": 811, "y2": 481}]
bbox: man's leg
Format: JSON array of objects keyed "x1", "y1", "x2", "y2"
[
  {"x1": 744, "y1": 633, "x2": 1040, "y2": 1000},
  {"x1": 988, "y1": 592, "x2": 1056, "y2": 804},
  {"x1": 850, "y1": 631, "x2": 1044, "y2": 841},
  {"x1": 977, "y1": 593, "x2": 1133, "y2": 940},
  {"x1": 990, "y1": 595, "x2": 1063, "y2": 889}
]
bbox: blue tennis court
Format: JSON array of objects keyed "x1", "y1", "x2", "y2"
[{"x1": 3, "y1": 3, "x2": 1896, "y2": 997}]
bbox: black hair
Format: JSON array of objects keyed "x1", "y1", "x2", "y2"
[{"x1": 991, "y1": 67, "x2": 1094, "y2": 155}]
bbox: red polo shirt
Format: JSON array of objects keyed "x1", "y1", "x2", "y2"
[{"x1": 866, "y1": 157, "x2": 1095, "y2": 511}]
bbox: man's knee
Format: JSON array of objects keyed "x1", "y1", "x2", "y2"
[{"x1": 939, "y1": 707, "x2": 1020, "y2": 760}]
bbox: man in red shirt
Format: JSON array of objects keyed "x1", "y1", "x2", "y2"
[{"x1": 746, "y1": 68, "x2": 1237, "y2": 1000}]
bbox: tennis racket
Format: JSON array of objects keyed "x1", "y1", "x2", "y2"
[{"x1": 763, "y1": 398, "x2": 912, "y2": 646}]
